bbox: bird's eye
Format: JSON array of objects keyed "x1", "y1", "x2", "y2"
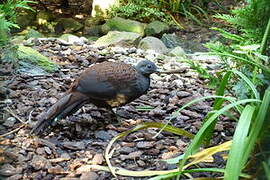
[{"x1": 147, "y1": 64, "x2": 152, "y2": 69}]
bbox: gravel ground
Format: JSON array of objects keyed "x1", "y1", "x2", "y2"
[{"x1": 0, "y1": 38, "x2": 235, "y2": 179}]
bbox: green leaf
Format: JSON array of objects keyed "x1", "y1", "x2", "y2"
[{"x1": 224, "y1": 105, "x2": 255, "y2": 180}]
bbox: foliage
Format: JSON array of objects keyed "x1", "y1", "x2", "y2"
[
  {"x1": 0, "y1": 0, "x2": 35, "y2": 45},
  {"x1": 214, "y1": 0, "x2": 270, "y2": 42},
  {"x1": 107, "y1": 0, "x2": 212, "y2": 25},
  {"x1": 108, "y1": 0, "x2": 169, "y2": 23}
]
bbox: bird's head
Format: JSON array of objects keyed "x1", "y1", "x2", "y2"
[{"x1": 135, "y1": 60, "x2": 159, "y2": 76}]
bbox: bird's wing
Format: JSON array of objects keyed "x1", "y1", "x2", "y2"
[{"x1": 72, "y1": 62, "x2": 137, "y2": 101}]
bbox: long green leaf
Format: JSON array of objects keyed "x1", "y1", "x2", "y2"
[
  {"x1": 207, "y1": 52, "x2": 270, "y2": 74},
  {"x1": 242, "y1": 87, "x2": 270, "y2": 168},
  {"x1": 179, "y1": 99, "x2": 261, "y2": 172},
  {"x1": 224, "y1": 105, "x2": 255, "y2": 180}
]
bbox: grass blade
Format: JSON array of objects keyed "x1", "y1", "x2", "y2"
[{"x1": 224, "y1": 105, "x2": 255, "y2": 180}]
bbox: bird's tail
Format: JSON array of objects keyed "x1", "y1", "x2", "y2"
[{"x1": 31, "y1": 91, "x2": 89, "y2": 135}]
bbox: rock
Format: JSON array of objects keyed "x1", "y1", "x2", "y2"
[
  {"x1": 161, "y1": 33, "x2": 184, "y2": 48},
  {"x1": 83, "y1": 25, "x2": 102, "y2": 36},
  {"x1": 6, "y1": 174, "x2": 23, "y2": 180},
  {"x1": 120, "y1": 151, "x2": 143, "y2": 160},
  {"x1": 168, "y1": 46, "x2": 186, "y2": 57},
  {"x1": 92, "y1": 0, "x2": 119, "y2": 17},
  {"x1": 92, "y1": 153, "x2": 104, "y2": 165},
  {"x1": 25, "y1": 29, "x2": 44, "y2": 39},
  {"x1": 94, "y1": 31, "x2": 141, "y2": 47},
  {"x1": 84, "y1": 16, "x2": 104, "y2": 27},
  {"x1": 15, "y1": 10, "x2": 36, "y2": 31},
  {"x1": 95, "y1": 130, "x2": 112, "y2": 141},
  {"x1": 101, "y1": 17, "x2": 145, "y2": 36},
  {"x1": 55, "y1": 18, "x2": 83, "y2": 34},
  {"x1": 0, "y1": 164, "x2": 22, "y2": 176},
  {"x1": 31, "y1": 155, "x2": 52, "y2": 170},
  {"x1": 145, "y1": 21, "x2": 169, "y2": 36},
  {"x1": 17, "y1": 45, "x2": 58, "y2": 73},
  {"x1": 36, "y1": 10, "x2": 55, "y2": 24},
  {"x1": 118, "y1": 146, "x2": 134, "y2": 154},
  {"x1": 136, "y1": 141, "x2": 155, "y2": 149},
  {"x1": 138, "y1": 36, "x2": 168, "y2": 54},
  {"x1": 3, "y1": 117, "x2": 16, "y2": 127},
  {"x1": 172, "y1": 79, "x2": 184, "y2": 88},
  {"x1": 59, "y1": 34, "x2": 88, "y2": 45},
  {"x1": 80, "y1": 172, "x2": 98, "y2": 180},
  {"x1": 62, "y1": 141, "x2": 85, "y2": 150},
  {"x1": 48, "y1": 165, "x2": 67, "y2": 175},
  {"x1": 10, "y1": 36, "x2": 25, "y2": 45}
]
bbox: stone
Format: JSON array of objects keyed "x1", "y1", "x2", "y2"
[
  {"x1": 95, "y1": 130, "x2": 112, "y2": 141},
  {"x1": 94, "y1": 31, "x2": 141, "y2": 47},
  {"x1": 10, "y1": 36, "x2": 25, "y2": 44},
  {"x1": 168, "y1": 46, "x2": 186, "y2": 57},
  {"x1": 0, "y1": 164, "x2": 22, "y2": 176},
  {"x1": 101, "y1": 17, "x2": 146, "y2": 36},
  {"x1": 15, "y1": 10, "x2": 36, "y2": 30},
  {"x1": 92, "y1": 0, "x2": 119, "y2": 17},
  {"x1": 83, "y1": 25, "x2": 102, "y2": 36},
  {"x1": 161, "y1": 33, "x2": 183, "y2": 48},
  {"x1": 145, "y1": 21, "x2": 169, "y2": 36},
  {"x1": 138, "y1": 36, "x2": 168, "y2": 54},
  {"x1": 55, "y1": 18, "x2": 83, "y2": 34},
  {"x1": 80, "y1": 172, "x2": 98, "y2": 180},
  {"x1": 92, "y1": 154, "x2": 104, "y2": 165},
  {"x1": 31, "y1": 155, "x2": 52, "y2": 170},
  {"x1": 120, "y1": 151, "x2": 143, "y2": 160},
  {"x1": 59, "y1": 34, "x2": 88, "y2": 45},
  {"x1": 136, "y1": 141, "x2": 155, "y2": 149},
  {"x1": 25, "y1": 29, "x2": 44, "y2": 39},
  {"x1": 84, "y1": 16, "x2": 104, "y2": 27},
  {"x1": 36, "y1": 10, "x2": 55, "y2": 25},
  {"x1": 3, "y1": 117, "x2": 16, "y2": 127},
  {"x1": 62, "y1": 141, "x2": 85, "y2": 150},
  {"x1": 17, "y1": 45, "x2": 58, "y2": 73}
]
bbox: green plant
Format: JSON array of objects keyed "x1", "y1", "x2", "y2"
[
  {"x1": 108, "y1": 0, "x2": 169, "y2": 23},
  {"x1": 107, "y1": 0, "x2": 213, "y2": 26},
  {"x1": 0, "y1": 0, "x2": 35, "y2": 45}
]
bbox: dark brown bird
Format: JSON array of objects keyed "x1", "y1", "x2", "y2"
[{"x1": 31, "y1": 60, "x2": 159, "y2": 135}]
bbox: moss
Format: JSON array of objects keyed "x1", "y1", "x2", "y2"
[
  {"x1": 101, "y1": 17, "x2": 146, "y2": 36},
  {"x1": 17, "y1": 45, "x2": 58, "y2": 72}
]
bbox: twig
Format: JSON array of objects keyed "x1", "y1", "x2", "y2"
[
  {"x1": 0, "y1": 124, "x2": 26, "y2": 138},
  {"x1": 5, "y1": 107, "x2": 27, "y2": 124},
  {"x1": 0, "y1": 109, "x2": 34, "y2": 138},
  {"x1": 159, "y1": 68, "x2": 187, "y2": 74}
]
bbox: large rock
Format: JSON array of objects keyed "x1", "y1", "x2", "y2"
[
  {"x1": 15, "y1": 10, "x2": 36, "y2": 31},
  {"x1": 59, "y1": 34, "x2": 88, "y2": 45},
  {"x1": 161, "y1": 33, "x2": 183, "y2": 49},
  {"x1": 94, "y1": 31, "x2": 141, "y2": 47},
  {"x1": 17, "y1": 45, "x2": 58, "y2": 73},
  {"x1": 83, "y1": 25, "x2": 103, "y2": 36},
  {"x1": 138, "y1": 36, "x2": 168, "y2": 54},
  {"x1": 145, "y1": 21, "x2": 169, "y2": 36},
  {"x1": 25, "y1": 29, "x2": 44, "y2": 39},
  {"x1": 92, "y1": 0, "x2": 119, "y2": 17},
  {"x1": 55, "y1": 18, "x2": 83, "y2": 34},
  {"x1": 84, "y1": 16, "x2": 104, "y2": 36},
  {"x1": 168, "y1": 46, "x2": 186, "y2": 57},
  {"x1": 36, "y1": 10, "x2": 55, "y2": 25},
  {"x1": 101, "y1": 17, "x2": 145, "y2": 36}
]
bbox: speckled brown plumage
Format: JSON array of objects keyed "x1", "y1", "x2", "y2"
[{"x1": 31, "y1": 60, "x2": 158, "y2": 135}]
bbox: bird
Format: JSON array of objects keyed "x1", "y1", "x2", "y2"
[{"x1": 31, "y1": 60, "x2": 159, "y2": 135}]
